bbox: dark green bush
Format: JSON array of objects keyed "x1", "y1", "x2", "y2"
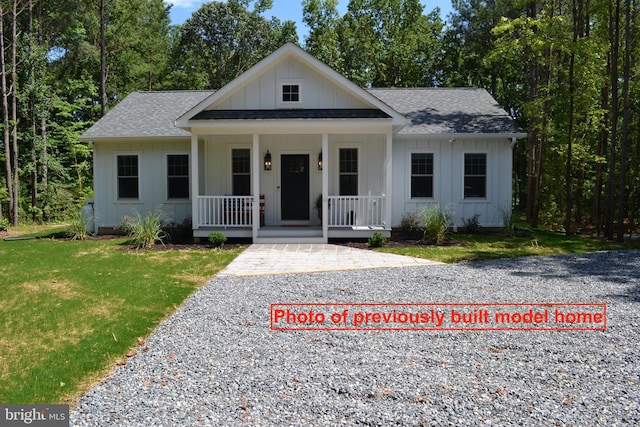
[
  {"x1": 400, "y1": 212, "x2": 423, "y2": 237},
  {"x1": 462, "y1": 214, "x2": 481, "y2": 233},
  {"x1": 368, "y1": 232, "x2": 387, "y2": 248},
  {"x1": 208, "y1": 232, "x2": 227, "y2": 248}
]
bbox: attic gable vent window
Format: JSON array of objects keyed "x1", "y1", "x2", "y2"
[{"x1": 282, "y1": 84, "x2": 299, "y2": 103}]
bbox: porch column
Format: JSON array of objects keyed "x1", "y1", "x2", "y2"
[
  {"x1": 385, "y1": 131, "x2": 393, "y2": 229},
  {"x1": 252, "y1": 133, "x2": 260, "y2": 241},
  {"x1": 191, "y1": 134, "x2": 199, "y2": 231},
  {"x1": 322, "y1": 133, "x2": 329, "y2": 242}
]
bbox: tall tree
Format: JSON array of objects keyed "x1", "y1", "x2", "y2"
[
  {"x1": 617, "y1": 0, "x2": 632, "y2": 241},
  {"x1": 171, "y1": 0, "x2": 297, "y2": 90},
  {"x1": 303, "y1": 0, "x2": 444, "y2": 87},
  {"x1": 302, "y1": 0, "x2": 342, "y2": 69},
  {"x1": 0, "y1": 1, "x2": 14, "y2": 224},
  {"x1": 605, "y1": 0, "x2": 621, "y2": 239}
]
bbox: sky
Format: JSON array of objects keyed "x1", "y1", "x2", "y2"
[{"x1": 167, "y1": 1, "x2": 454, "y2": 42}]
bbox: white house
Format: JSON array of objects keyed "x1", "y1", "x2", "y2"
[{"x1": 81, "y1": 43, "x2": 525, "y2": 243}]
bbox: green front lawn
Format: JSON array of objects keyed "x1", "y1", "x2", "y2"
[
  {"x1": 378, "y1": 229, "x2": 638, "y2": 263},
  {"x1": 0, "y1": 232, "x2": 242, "y2": 404}
]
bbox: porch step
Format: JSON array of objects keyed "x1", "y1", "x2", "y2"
[
  {"x1": 255, "y1": 226, "x2": 324, "y2": 244},
  {"x1": 258, "y1": 226, "x2": 321, "y2": 237},
  {"x1": 254, "y1": 236, "x2": 326, "y2": 244}
]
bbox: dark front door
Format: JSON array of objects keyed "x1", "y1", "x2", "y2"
[{"x1": 281, "y1": 154, "x2": 309, "y2": 220}]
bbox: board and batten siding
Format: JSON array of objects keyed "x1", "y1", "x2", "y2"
[
  {"x1": 201, "y1": 133, "x2": 386, "y2": 227},
  {"x1": 207, "y1": 56, "x2": 370, "y2": 111},
  {"x1": 391, "y1": 137, "x2": 513, "y2": 228},
  {"x1": 93, "y1": 139, "x2": 192, "y2": 230}
]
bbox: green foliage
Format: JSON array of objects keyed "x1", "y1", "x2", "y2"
[
  {"x1": 303, "y1": 0, "x2": 342, "y2": 69},
  {"x1": 497, "y1": 205, "x2": 514, "y2": 236},
  {"x1": 66, "y1": 208, "x2": 89, "y2": 241},
  {"x1": 378, "y1": 230, "x2": 638, "y2": 264},
  {"x1": 314, "y1": 193, "x2": 323, "y2": 222},
  {"x1": 208, "y1": 232, "x2": 227, "y2": 248},
  {"x1": 420, "y1": 205, "x2": 452, "y2": 245},
  {"x1": 171, "y1": 0, "x2": 298, "y2": 89},
  {"x1": 125, "y1": 210, "x2": 168, "y2": 249},
  {"x1": 462, "y1": 214, "x2": 481, "y2": 234},
  {"x1": 367, "y1": 231, "x2": 387, "y2": 248},
  {"x1": 304, "y1": 0, "x2": 445, "y2": 87},
  {"x1": 0, "y1": 217, "x2": 9, "y2": 231},
  {"x1": 399, "y1": 212, "x2": 423, "y2": 238}
]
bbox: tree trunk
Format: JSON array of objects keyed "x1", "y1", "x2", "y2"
[
  {"x1": 593, "y1": 84, "x2": 609, "y2": 235},
  {"x1": 0, "y1": 2, "x2": 15, "y2": 225},
  {"x1": 10, "y1": 0, "x2": 21, "y2": 226},
  {"x1": 41, "y1": 117, "x2": 49, "y2": 221},
  {"x1": 29, "y1": 0, "x2": 37, "y2": 223},
  {"x1": 605, "y1": 0, "x2": 620, "y2": 240},
  {"x1": 565, "y1": 0, "x2": 579, "y2": 236},
  {"x1": 616, "y1": 0, "x2": 631, "y2": 241}
]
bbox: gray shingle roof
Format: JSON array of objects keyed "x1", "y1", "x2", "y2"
[
  {"x1": 81, "y1": 88, "x2": 523, "y2": 139},
  {"x1": 80, "y1": 91, "x2": 215, "y2": 139},
  {"x1": 368, "y1": 88, "x2": 523, "y2": 135}
]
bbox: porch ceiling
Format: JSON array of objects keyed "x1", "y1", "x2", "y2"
[{"x1": 191, "y1": 109, "x2": 392, "y2": 120}]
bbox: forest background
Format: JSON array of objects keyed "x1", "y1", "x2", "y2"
[{"x1": 0, "y1": 0, "x2": 637, "y2": 240}]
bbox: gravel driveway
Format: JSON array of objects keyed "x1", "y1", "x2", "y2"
[{"x1": 71, "y1": 250, "x2": 640, "y2": 426}]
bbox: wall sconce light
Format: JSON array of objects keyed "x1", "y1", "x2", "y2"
[
  {"x1": 317, "y1": 151, "x2": 323, "y2": 170},
  {"x1": 264, "y1": 150, "x2": 272, "y2": 171}
]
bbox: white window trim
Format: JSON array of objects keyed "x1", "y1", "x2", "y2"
[
  {"x1": 407, "y1": 150, "x2": 436, "y2": 201},
  {"x1": 462, "y1": 151, "x2": 489, "y2": 201},
  {"x1": 336, "y1": 145, "x2": 360, "y2": 196},
  {"x1": 229, "y1": 146, "x2": 252, "y2": 196},
  {"x1": 277, "y1": 79, "x2": 302, "y2": 108},
  {"x1": 114, "y1": 152, "x2": 142, "y2": 203},
  {"x1": 165, "y1": 153, "x2": 191, "y2": 202}
]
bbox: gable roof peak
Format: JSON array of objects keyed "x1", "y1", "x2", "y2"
[{"x1": 175, "y1": 42, "x2": 407, "y2": 127}]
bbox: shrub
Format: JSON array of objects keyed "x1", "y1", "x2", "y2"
[
  {"x1": 67, "y1": 208, "x2": 89, "y2": 241},
  {"x1": 420, "y1": 205, "x2": 452, "y2": 245},
  {"x1": 0, "y1": 217, "x2": 8, "y2": 231},
  {"x1": 208, "y1": 232, "x2": 227, "y2": 248},
  {"x1": 498, "y1": 205, "x2": 514, "y2": 236},
  {"x1": 368, "y1": 232, "x2": 387, "y2": 248},
  {"x1": 462, "y1": 214, "x2": 481, "y2": 233},
  {"x1": 126, "y1": 210, "x2": 168, "y2": 249},
  {"x1": 400, "y1": 212, "x2": 423, "y2": 238}
]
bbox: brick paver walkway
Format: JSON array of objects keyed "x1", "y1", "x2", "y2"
[{"x1": 218, "y1": 244, "x2": 441, "y2": 276}]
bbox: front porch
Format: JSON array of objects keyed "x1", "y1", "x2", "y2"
[{"x1": 192, "y1": 194, "x2": 390, "y2": 243}]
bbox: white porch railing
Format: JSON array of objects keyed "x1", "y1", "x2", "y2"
[
  {"x1": 197, "y1": 196, "x2": 254, "y2": 227},
  {"x1": 327, "y1": 195, "x2": 386, "y2": 228}
]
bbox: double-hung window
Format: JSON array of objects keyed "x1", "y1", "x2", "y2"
[
  {"x1": 464, "y1": 153, "x2": 487, "y2": 198},
  {"x1": 167, "y1": 154, "x2": 189, "y2": 199},
  {"x1": 117, "y1": 155, "x2": 138, "y2": 199},
  {"x1": 339, "y1": 148, "x2": 358, "y2": 195},
  {"x1": 411, "y1": 153, "x2": 434, "y2": 198},
  {"x1": 232, "y1": 149, "x2": 251, "y2": 196}
]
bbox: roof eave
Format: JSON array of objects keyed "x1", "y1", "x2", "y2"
[
  {"x1": 394, "y1": 132, "x2": 528, "y2": 139},
  {"x1": 79, "y1": 135, "x2": 191, "y2": 142}
]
